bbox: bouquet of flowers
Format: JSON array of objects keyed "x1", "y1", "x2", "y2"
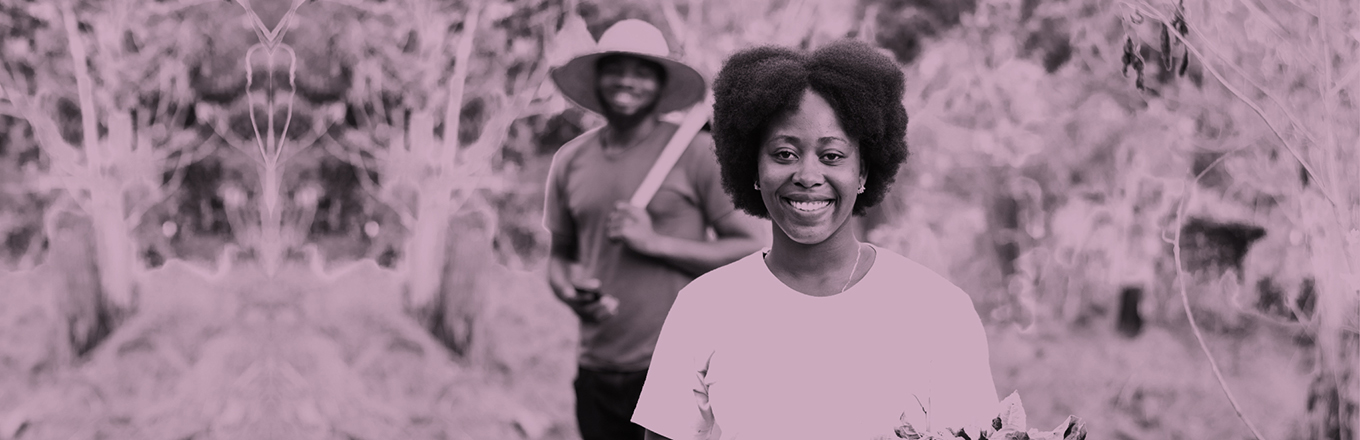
[{"x1": 875, "y1": 392, "x2": 1086, "y2": 440}]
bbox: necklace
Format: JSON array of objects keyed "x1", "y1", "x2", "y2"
[
  {"x1": 840, "y1": 243, "x2": 863, "y2": 294},
  {"x1": 763, "y1": 243, "x2": 866, "y2": 296}
]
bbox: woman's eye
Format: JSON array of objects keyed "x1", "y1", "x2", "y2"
[
  {"x1": 774, "y1": 151, "x2": 797, "y2": 160},
  {"x1": 822, "y1": 153, "x2": 844, "y2": 162}
]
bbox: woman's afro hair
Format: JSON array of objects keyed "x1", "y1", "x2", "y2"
[{"x1": 711, "y1": 39, "x2": 909, "y2": 218}]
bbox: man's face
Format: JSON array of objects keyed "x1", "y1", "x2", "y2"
[{"x1": 596, "y1": 56, "x2": 662, "y2": 118}]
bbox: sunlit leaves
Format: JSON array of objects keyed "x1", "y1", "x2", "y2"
[
  {"x1": 884, "y1": 392, "x2": 1085, "y2": 440},
  {"x1": 997, "y1": 392, "x2": 1027, "y2": 433}
]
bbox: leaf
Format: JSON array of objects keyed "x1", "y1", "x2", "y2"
[
  {"x1": 996, "y1": 391, "x2": 1027, "y2": 432},
  {"x1": 1061, "y1": 416, "x2": 1087, "y2": 440},
  {"x1": 1121, "y1": 37, "x2": 1134, "y2": 77},
  {"x1": 896, "y1": 421, "x2": 923, "y2": 439},
  {"x1": 1179, "y1": 47, "x2": 1189, "y2": 77},
  {"x1": 1160, "y1": 24, "x2": 1172, "y2": 73}
]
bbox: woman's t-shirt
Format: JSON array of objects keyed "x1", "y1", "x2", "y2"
[{"x1": 632, "y1": 245, "x2": 998, "y2": 439}]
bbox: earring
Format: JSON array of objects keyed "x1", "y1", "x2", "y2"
[
  {"x1": 754, "y1": 182, "x2": 760, "y2": 190},
  {"x1": 857, "y1": 185, "x2": 865, "y2": 194}
]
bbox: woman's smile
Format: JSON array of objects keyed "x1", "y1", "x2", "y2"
[{"x1": 786, "y1": 198, "x2": 832, "y2": 213}]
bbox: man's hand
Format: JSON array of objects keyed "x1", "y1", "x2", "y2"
[
  {"x1": 607, "y1": 201, "x2": 658, "y2": 253},
  {"x1": 605, "y1": 203, "x2": 768, "y2": 276},
  {"x1": 562, "y1": 293, "x2": 619, "y2": 324},
  {"x1": 551, "y1": 276, "x2": 618, "y2": 323},
  {"x1": 547, "y1": 236, "x2": 618, "y2": 323}
]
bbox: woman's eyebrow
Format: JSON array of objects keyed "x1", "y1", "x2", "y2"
[
  {"x1": 764, "y1": 134, "x2": 800, "y2": 146},
  {"x1": 817, "y1": 136, "x2": 850, "y2": 145},
  {"x1": 765, "y1": 134, "x2": 849, "y2": 144}
]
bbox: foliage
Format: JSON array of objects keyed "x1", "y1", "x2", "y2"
[
  {"x1": 861, "y1": 0, "x2": 1353, "y2": 436},
  {"x1": 0, "y1": 0, "x2": 1352, "y2": 437},
  {"x1": 875, "y1": 393, "x2": 1087, "y2": 440},
  {"x1": 1115, "y1": 0, "x2": 1358, "y2": 437},
  {"x1": 0, "y1": 0, "x2": 214, "y2": 310}
]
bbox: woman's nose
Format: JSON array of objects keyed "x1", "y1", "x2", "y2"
[{"x1": 792, "y1": 161, "x2": 824, "y2": 188}]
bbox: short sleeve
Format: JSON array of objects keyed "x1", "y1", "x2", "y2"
[
  {"x1": 924, "y1": 288, "x2": 999, "y2": 432},
  {"x1": 542, "y1": 140, "x2": 581, "y2": 237},
  {"x1": 681, "y1": 131, "x2": 736, "y2": 224},
  {"x1": 632, "y1": 282, "x2": 714, "y2": 438}
]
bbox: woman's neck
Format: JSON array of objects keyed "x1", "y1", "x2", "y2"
[{"x1": 765, "y1": 222, "x2": 862, "y2": 282}]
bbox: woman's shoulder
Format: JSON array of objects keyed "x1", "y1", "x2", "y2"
[
  {"x1": 871, "y1": 246, "x2": 955, "y2": 287},
  {"x1": 677, "y1": 250, "x2": 769, "y2": 299},
  {"x1": 869, "y1": 245, "x2": 975, "y2": 307}
]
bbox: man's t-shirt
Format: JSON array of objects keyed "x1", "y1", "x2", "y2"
[
  {"x1": 632, "y1": 245, "x2": 999, "y2": 439},
  {"x1": 543, "y1": 122, "x2": 736, "y2": 372}
]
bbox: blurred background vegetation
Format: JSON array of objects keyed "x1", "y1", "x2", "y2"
[{"x1": 0, "y1": 0, "x2": 1355, "y2": 439}]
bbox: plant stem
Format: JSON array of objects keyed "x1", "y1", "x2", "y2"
[
  {"x1": 1118, "y1": 0, "x2": 1339, "y2": 208},
  {"x1": 1172, "y1": 182, "x2": 1269, "y2": 440},
  {"x1": 60, "y1": 0, "x2": 102, "y2": 174},
  {"x1": 441, "y1": 3, "x2": 482, "y2": 165}
]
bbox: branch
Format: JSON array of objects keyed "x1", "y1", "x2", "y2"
[
  {"x1": 319, "y1": 0, "x2": 399, "y2": 17},
  {"x1": 1165, "y1": 161, "x2": 1269, "y2": 440},
  {"x1": 1118, "y1": 1, "x2": 1339, "y2": 208},
  {"x1": 212, "y1": 118, "x2": 268, "y2": 167},
  {"x1": 145, "y1": 0, "x2": 218, "y2": 16},
  {"x1": 1316, "y1": 0, "x2": 1342, "y2": 204},
  {"x1": 59, "y1": 0, "x2": 103, "y2": 175},
  {"x1": 125, "y1": 134, "x2": 219, "y2": 230},
  {"x1": 660, "y1": 0, "x2": 689, "y2": 54},
  {"x1": 440, "y1": 2, "x2": 482, "y2": 165},
  {"x1": 0, "y1": 103, "x2": 21, "y2": 119},
  {"x1": 0, "y1": 95, "x2": 85, "y2": 176},
  {"x1": 323, "y1": 132, "x2": 416, "y2": 229},
  {"x1": 276, "y1": 103, "x2": 337, "y2": 165},
  {"x1": 451, "y1": 49, "x2": 552, "y2": 190}
]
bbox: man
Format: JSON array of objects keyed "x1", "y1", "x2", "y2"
[{"x1": 543, "y1": 19, "x2": 768, "y2": 440}]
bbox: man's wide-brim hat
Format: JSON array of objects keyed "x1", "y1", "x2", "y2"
[{"x1": 550, "y1": 19, "x2": 706, "y2": 115}]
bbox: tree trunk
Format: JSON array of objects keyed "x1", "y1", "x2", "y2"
[
  {"x1": 88, "y1": 183, "x2": 135, "y2": 310},
  {"x1": 406, "y1": 185, "x2": 452, "y2": 313},
  {"x1": 258, "y1": 165, "x2": 286, "y2": 276},
  {"x1": 430, "y1": 196, "x2": 495, "y2": 357},
  {"x1": 45, "y1": 208, "x2": 117, "y2": 358}
]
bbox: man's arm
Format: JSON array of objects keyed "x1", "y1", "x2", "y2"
[
  {"x1": 608, "y1": 204, "x2": 769, "y2": 276},
  {"x1": 547, "y1": 233, "x2": 579, "y2": 302},
  {"x1": 547, "y1": 233, "x2": 613, "y2": 320}
]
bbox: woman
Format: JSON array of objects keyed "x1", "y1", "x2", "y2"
[{"x1": 631, "y1": 41, "x2": 999, "y2": 440}]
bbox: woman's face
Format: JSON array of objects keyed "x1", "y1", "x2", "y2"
[{"x1": 757, "y1": 90, "x2": 865, "y2": 246}]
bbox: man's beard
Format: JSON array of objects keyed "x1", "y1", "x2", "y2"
[{"x1": 597, "y1": 90, "x2": 659, "y2": 129}]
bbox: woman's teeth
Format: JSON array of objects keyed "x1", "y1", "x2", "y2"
[{"x1": 789, "y1": 200, "x2": 831, "y2": 212}]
